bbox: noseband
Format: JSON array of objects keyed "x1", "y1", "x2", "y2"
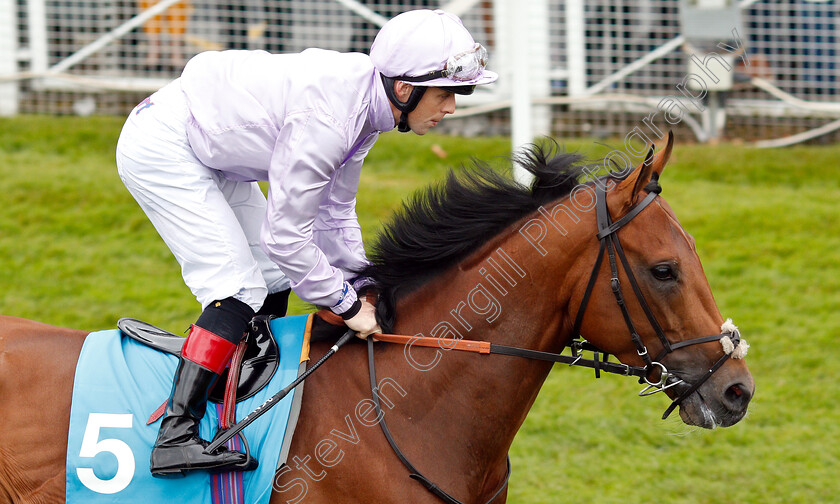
[{"x1": 571, "y1": 177, "x2": 748, "y2": 419}]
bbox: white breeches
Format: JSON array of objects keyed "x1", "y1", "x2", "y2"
[{"x1": 115, "y1": 81, "x2": 289, "y2": 312}]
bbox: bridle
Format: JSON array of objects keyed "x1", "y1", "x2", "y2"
[
  {"x1": 572, "y1": 177, "x2": 747, "y2": 420},
  {"x1": 364, "y1": 173, "x2": 748, "y2": 504}
]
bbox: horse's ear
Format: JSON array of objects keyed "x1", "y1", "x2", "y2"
[
  {"x1": 648, "y1": 130, "x2": 674, "y2": 177},
  {"x1": 614, "y1": 130, "x2": 674, "y2": 206}
]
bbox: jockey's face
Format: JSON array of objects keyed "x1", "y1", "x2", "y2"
[{"x1": 406, "y1": 87, "x2": 457, "y2": 135}]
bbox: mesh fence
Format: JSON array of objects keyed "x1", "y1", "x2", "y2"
[
  {"x1": 6, "y1": 0, "x2": 840, "y2": 143},
  {"x1": 545, "y1": 0, "x2": 840, "y2": 143}
]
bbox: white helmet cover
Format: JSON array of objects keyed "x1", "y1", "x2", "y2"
[{"x1": 370, "y1": 9, "x2": 498, "y2": 88}]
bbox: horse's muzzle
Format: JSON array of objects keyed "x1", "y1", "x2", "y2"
[{"x1": 675, "y1": 375, "x2": 754, "y2": 429}]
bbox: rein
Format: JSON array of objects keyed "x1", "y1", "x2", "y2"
[{"x1": 372, "y1": 332, "x2": 649, "y2": 380}]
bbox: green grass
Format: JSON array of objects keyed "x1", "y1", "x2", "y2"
[{"x1": 1, "y1": 115, "x2": 838, "y2": 503}]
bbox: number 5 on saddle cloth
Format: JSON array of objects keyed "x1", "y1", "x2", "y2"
[{"x1": 64, "y1": 314, "x2": 313, "y2": 504}]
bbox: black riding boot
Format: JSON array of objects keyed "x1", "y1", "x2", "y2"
[
  {"x1": 149, "y1": 357, "x2": 256, "y2": 476},
  {"x1": 150, "y1": 298, "x2": 258, "y2": 477},
  {"x1": 256, "y1": 289, "x2": 291, "y2": 317}
]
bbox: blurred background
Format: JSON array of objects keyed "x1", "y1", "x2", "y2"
[{"x1": 2, "y1": 0, "x2": 840, "y2": 147}]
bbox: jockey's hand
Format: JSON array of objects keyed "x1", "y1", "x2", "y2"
[{"x1": 344, "y1": 300, "x2": 381, "y2": 339}]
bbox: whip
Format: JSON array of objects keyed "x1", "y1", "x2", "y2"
[{"x1": 204, "y1": 329, "x2": 355, "y2": 454}]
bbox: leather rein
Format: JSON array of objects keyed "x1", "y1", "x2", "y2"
[{"x1": 363, "y1": 176, "x2": 747, "y2": 504}]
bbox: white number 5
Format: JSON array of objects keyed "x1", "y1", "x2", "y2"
[{"x1": 76, "y1": 413, "x2": 136, "y2": 494}]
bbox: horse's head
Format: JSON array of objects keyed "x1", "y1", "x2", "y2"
[{"x1": 570, "y1": 132, "x2": 754, "y2": 428}]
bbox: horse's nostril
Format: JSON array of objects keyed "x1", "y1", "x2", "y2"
[{"x1": 724, "y1": 383, "x2": 752, "y2": 408}]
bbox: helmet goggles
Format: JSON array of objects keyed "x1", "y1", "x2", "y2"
[{"x1": 400, "y1": 44, "x2": 489, "y2": 84}]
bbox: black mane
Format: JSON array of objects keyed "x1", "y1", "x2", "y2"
[{"x1": 359, "y1": 141, "x2": 594, "y2": 331}]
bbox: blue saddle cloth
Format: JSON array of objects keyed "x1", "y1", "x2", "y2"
[{"x1": 65, "y1": 314, "x2": 311, "y2": 504}]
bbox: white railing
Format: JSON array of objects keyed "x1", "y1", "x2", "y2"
[{"x1": 2, "y1": 0, "x2": 839, "y2": 146}]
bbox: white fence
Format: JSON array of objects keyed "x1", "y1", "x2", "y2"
[{"x1": 2, "y1": 0, "x2": 840, "y2": 146}]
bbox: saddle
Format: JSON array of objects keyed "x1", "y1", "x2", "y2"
[
  {"x1": 118, "y1": 315, "x2": 279, "y2": 403},
  {"x1": 118, "y1": 312, "x2": 349, "y2": 404}
]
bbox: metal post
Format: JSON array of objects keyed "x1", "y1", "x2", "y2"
[
  {"x1": 510, "y1": 0, "x2": 532, "y2": 158},
  {"x1": 0, "y1": 0, "x2": 18, "y2": 115},
  {"x1": 26, "y1": 0, "x2": 48, "y2": 91},
  {"x1": 565, "y1": 0, "x2": 586, "y2": 97},
  {"x1": 509, "y1": 1, "x2": 533, "y2": 185},
  {"x1": 529, "y1": 0, "x2": 551, "y2": 139}
]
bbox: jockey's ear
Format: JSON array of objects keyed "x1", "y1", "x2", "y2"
[
  {"x1": 393, "y1": 80, "x2": 414, "y2": 102},
  {"x1": 612, "y1": 130, "x2": 673, "y2": 210}
]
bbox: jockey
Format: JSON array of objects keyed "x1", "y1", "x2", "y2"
[{"x1": 115, "y1": 9, "x2": 497, "y2": 477}]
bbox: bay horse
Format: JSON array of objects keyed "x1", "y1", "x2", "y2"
[{"x1": 0, "y1": 133, "x2": 753, "y2": 503}]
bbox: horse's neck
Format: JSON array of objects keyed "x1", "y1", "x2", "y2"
[{"x1": 383, "y1": 201, "x2": 592, "y2": 495}]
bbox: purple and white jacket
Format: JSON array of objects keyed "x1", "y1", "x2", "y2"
[{"x1": 180, "y1": 49, "x2": 395, "y2": 313}]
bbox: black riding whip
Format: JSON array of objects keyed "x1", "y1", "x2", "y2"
[{"x1": 204, "y1": 328, "x2": 356, "y2": 454}]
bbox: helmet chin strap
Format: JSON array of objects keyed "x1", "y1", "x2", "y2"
[{"x1": 381, "y1": 74, "x2": 427, "y2": 133}]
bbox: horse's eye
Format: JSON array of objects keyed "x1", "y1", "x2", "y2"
[{"x1": 651, "y1": 264, "x2": 676, "y2": 282}]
